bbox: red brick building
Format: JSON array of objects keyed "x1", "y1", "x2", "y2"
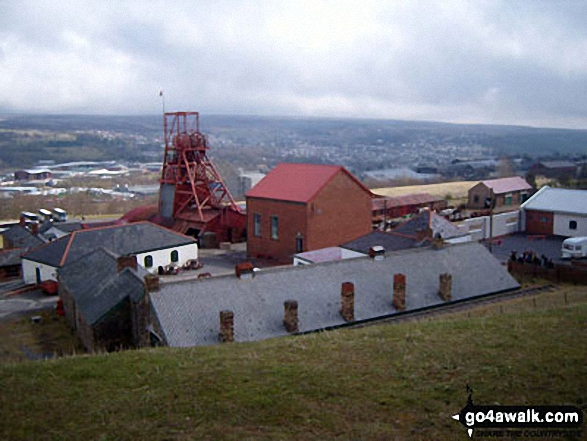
[
  {"x1": 246, "y1": 163, "x2": 373, "y2": 263},
  {"x1": 467, "y1": 177, "x2": 532, "y2": 209}
]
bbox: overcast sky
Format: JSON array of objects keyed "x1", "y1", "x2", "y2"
[{"x1": 1, "y1": 0, "x2": 586, "y2": 129}]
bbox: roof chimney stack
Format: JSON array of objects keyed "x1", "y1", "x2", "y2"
[
  {"x1": 369, "y1": 246, "x2": 385, "y2": 261},
  {"x1": 439, "y1": 273, "x2": 452, "y2": 301},
  {"x1": 283, "y1": 300, "x2": 299, "y2": 333},
  {"x1": 235, "y1": 262, "x2": 255, "y2": 279},
  {"x1": 219, "y1": 310, "x2": 234, "y2": 343},
  {"x1": 144, "y1": 274, "x2": 159, "y2": 292},
  {"x1": 340, "y1": 282, "x2": 355, "y2": 322},
  {"x1": 393, "y1": 273, "x2": 406, "y2": 311},
  {"x1": 117, "y1": 255, "x2": 138, "y2": 273}
]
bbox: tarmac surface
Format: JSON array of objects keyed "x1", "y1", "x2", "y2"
[
  {"x1": 482, "y1": 233, "x2": 566, "y2": 264},
  {"x1": 0, "y1": 280, "x2": 58, "y2": 322}
]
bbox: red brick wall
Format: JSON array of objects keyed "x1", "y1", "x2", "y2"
[
  {"x1": 525, "y1": 210, "x2": 554, "y2": 235},
  {"x1": 246, "y1": 198, "x2": 307, "y2": 262},
  {"x1": 468, "y1": 183, "x2": 490, "y2": 208},
  {"x1": 246, "y1": 170, "x2": 372, "y2": 263},
  {"x1": 306, "y1": 171, "x2": 372, "y2": 251}
]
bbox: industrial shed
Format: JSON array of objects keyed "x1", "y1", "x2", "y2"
[{"x1": 522, "y1": 186, "x2": 587, "y2": 237}]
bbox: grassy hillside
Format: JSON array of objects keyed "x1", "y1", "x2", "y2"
[{"x1": 0, "y1": 300, "x2": 585, "y2": 440}]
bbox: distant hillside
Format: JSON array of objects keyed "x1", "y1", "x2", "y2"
[
  {"x1": 0, "y1": 302, "x2": 584, "y2": 440},
  {"x1": 0, "y1": 114, "x2": 586, "y2": 169}
]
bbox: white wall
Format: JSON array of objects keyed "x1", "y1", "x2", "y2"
[
  {"x1": 135, "y1": 243, "x2": 198, "y2": 273},
  {"x1": 22, "y1": 260, "x2": 58, "y2": 284},
  {"x1": 554, "y1": 213, "x2": 587, "y2": 237},
  {"x1": 463, "y1": 210, "x2": 521, "y2": 241}
]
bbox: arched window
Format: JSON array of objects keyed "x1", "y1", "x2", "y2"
[
  {"x1": 144, "y1": 255, "x2": 153, "y2": 268},
  {"x1": 170, "y1": 250, "x2": 179, "y2": 263},
  {"x1": 569, "y1": 220, "x2": 577, "y2": 230}
]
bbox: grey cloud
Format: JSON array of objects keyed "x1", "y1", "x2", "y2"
[{"x1": 0, "y1": 0, "x2": 585, "y2": 128}]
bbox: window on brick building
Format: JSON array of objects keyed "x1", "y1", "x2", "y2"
[
  {"x1": 569, "y1": 220, "x2": 577, "y2": 230},
  {"x1": 270, "y1": 216, "x2": 279, "y2": 240},
  {"x1": 253, "y1": 213, "x2": 261, "y2": 237}
]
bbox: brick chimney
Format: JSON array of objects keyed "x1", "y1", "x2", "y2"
[
  {"x1": 283, "y1": 300, "x2": 299, "y2": 333},
  {"x1": 369, "y1": 246, "x2": 385, "y2": 261},
  {"x1": 219, "y1": 310, "x2": 234, "y2": 343},
  {"x1": 235, "y1": 262, "x2": 255, "y2": 279},
  {"x1": 143, "y1": 274, "x2": 159, "y2": 292},
  {"x1": 340, "y1": 282, "x2": 354, "y2": 322},
  {"x1": 117, "y1": 255, "x2": 138, "y2": 273},
  {"x1": 439, "y1": 273, "x2": 452, "y2": 301},
  {"x1": 30, "y1": 222, "x2": 39, "y2": 236},
  {"x1": 392, "y1": 273, "x2": 406, "y2": 311},
  {"x1": 432, "y1": 236, "x2": 444, "y2": 250}
]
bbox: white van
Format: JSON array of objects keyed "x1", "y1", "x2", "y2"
[{"x1": 561, "y1": 237, "x2": 587, "y2": 259}]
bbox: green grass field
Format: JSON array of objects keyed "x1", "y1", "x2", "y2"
[{"x1": 0, "y1": 295, "x2": 585, "y2": 440}]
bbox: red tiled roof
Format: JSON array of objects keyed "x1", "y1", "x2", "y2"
[
  {"x1": 479, "y1": 177, "x2": 532, "y2": 194},
  {"x1": 246, "y1": 163, "x2": 372, "y2": 203}
]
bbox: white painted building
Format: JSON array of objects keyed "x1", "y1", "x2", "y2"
[
  {"x1": 521, "y1": 186, "x2": 587, "y2": 237},
  {"x1": 21, "y1": 222, "x2": 198, "y2": 284}
]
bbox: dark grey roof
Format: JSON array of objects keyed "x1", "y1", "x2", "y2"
[
  {"x1": 0, "y1": 249, "x2": 23, "y2": 267},
  {"x1": 538, "y1": 160, "x2": 576, "y2": 169},
  {"x1": 151, "y1": 242, "x2": 519, "y2": 347},
  {"x1": 341, "y1": 231, "x2": 426, "y2": 254},
  {"x1": 60, "y1": 247, "x2": 148, "y2": 325},
  {"x1": 22, "y1": 222, "x2": 196, "y2": 267},
  {"x1": 2, "y1": 225, "x2": 44, "y2": 249},
  {"x1": 47, "y1": 221, "x2": 83, "y2": 234}
]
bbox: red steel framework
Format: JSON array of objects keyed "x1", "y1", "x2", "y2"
[
  {"x1": 159, "y1": 111, "x2": 240, "y2": 220},
  {"x1": 157, "y1": 112, "x2": 245, "y2": 242}
]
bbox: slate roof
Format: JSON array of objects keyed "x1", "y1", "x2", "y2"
[
  {"x1": 2, "y1": 225, "x2": 44, "y2": 249},
  {"x1": 22, "y1": 222, "x2": 196, "y2": 267},
  {"x1": 341, "y1": 231, "x2": 426, "y2": 254},
  {"x1": 477, "y1": 177, "x2": 532, "y2": 195},
  {"x1": 59, "y1": 247, "x2": 148, "y2": 325},
  {"x1": 392, "y1": 211, "x2": 466, "y2": 240},
  {"x1": 246, "y1": 163, "x2": 372, "y2": 203},
  {"x1": 151, "y1": 242, "x2": 519, "y2": 347},
  {"x1": 521, "y1": 186, "x2": 587, "y2": 216},
  {"x1": 294, "y1": 247, "x2": 364, "y2": 263},
  {"x1": 0, "y1": 248, "x2": 23, "y2": 267}
]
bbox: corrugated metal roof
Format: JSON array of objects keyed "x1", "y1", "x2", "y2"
[
  {"x1": 479, "y1": 176, "x2": 532, "y2": 194},
  {"x1": 521, "y1": 186, "x2": 587, "y2": 215},
  {"x1": 150, "y1": 242, "x2": 519, "y2": 347},
  {"x1": 246, "y1": 163, "x2": 372, "y2": 203},
  {"x1": 536, "y1": 161, "x2": 576, "y2": 169}
]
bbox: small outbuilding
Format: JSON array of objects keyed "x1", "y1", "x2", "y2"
[{"x1": 467, "y1": 177, "x2": 532, "y2": 209}]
